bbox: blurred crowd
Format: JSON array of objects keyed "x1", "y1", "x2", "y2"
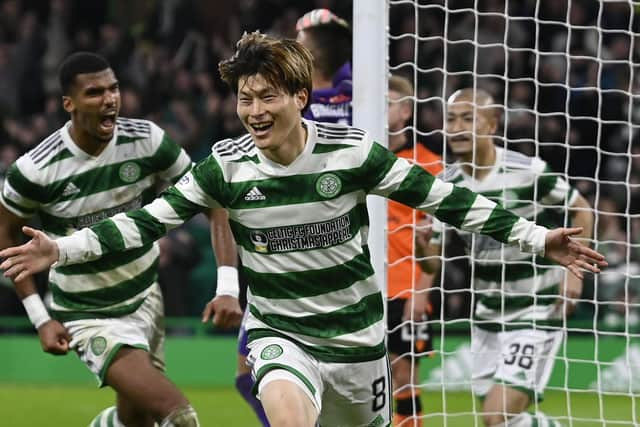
[{"x1": 0, "y1": 0, "x2": 638, "y2": 332}]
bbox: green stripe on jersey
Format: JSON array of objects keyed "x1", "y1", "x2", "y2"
[
  {"x1": 38, "y1": 187, "x2": 158, "y2": 234},
  {"x1": 5, "y1": 164, "x2": 47, "y2": 203},
  {"x1": 249, "y1": 292, "x2": 383, "y2": 339},
  {"x1": 50, "y1": 259, "x2": 158, "y2": 309},
  {"x1": 389, "y1": 165, "x2": 435, "y2": 207},
  {"x1": 473, "y1": 257, "x2": 556, "y2": 282},
  {"x1": 434, "y1": 186, "x2": 477, "y2": 228},
  {"x1": 33, "y1": 160, "x2": 155, "y2": 203},
  {"x1": 214, "y1": 170, "x2": 363, "y2": 209},
  {"x1": 51, "y1": 299, "x2": 146, "y2": 322},
  {"x1": 127, "y1": 209, "x2": 168, "y2": 243},
  {"x1": 116, "y1": 135, "x2": 145, "y2": 145},
  {"x1": 56, "y1": 245, "x2": 154, "y2": 275},
  {"x1": 245, "y1": 252, "x2": 374, "y2": 299},
  {"x1": 360, "y1": 142, "x2": 398, "y2": 192},
  {"x1": 163, "y1": 187, "x2": 207, "y2": 219},
  {"x1": 93, "y1": 219, "x2": 127, "y2": 253},
  {"x1": 312, "y1": 142, "x2": 356, "y2": 154},
  {"x1": 1, "y1": 193, "x2": 36, "y2": 216},
  {"x1": 150, "y1": 133, "x2": 184, "y2": 171},
  {"x1": 477, "y1": 284, "x2": 559, "y2": 309},
  {"x1": 536, "y1": 171, "x2": 559, "y2": 200},
  {"x1": 479, "y1": 203, "x2": 520, "y2": 243}
]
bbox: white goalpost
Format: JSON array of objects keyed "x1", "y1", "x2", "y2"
[
  {"x1": 354, "y1": 1, "x2": 639, "y2": 426},
  {"x1": 353, "y1": 0, "x2": 389, "y2": 285}
]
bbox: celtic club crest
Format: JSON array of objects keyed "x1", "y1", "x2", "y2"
[
  {"x1": 119, "y1": 162, "x2": 141, "y2": 183},
  {"x1": 90, "y1": 336, "x2": 107, "y2": 356},
  {"x1": 260, "y1": 344, "x2": 284, "y2": 360},
  {"x1": 315, "y1": 173, "x2": 342, "y2": 198}
]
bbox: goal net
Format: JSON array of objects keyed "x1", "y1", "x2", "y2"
[{"x1": 355, "y1": 1, "x2": 639, "y2": 426}]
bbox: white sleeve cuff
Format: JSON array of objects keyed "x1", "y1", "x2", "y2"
[
  {"x1": 216, "y1": 266, "x2": 240, "y2": 297},
  {"x1": 512, "y1": 218, "x2": 548, "y2": 256},
  {"x1": 22, "y1": 294, "x2": 51, "y2": 329}
]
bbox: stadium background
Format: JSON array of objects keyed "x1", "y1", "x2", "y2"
[{"x1": 0, "y1": 0, "x2": 638, "y2": 425}]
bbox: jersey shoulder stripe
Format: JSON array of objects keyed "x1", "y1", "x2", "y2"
[
  {"x1": 314, "y1": 120, "x2": 363, "y2": 133},
  {"x1": 212, "y1": 134, "x2": 257, "y2": 160},
  {"x1": 315, "y1": 122, "x2": 365, "y2": 141},
  {"x1": 29, "y1": 131, "x2": 61, "y2": 159},
  {"x1": 116, "y1": 117, "x2": 152, "y2": 138},
  {"x1": 28, "y1": 132, "x2": 64, "y2": 167}
]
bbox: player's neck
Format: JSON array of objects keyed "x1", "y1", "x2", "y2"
[
  {"x1": 261, "y1": 121, "x2": 308, "y2": 166},
  {"x1": 68, "y1": 123, "x2": 109, "y2": 157},
  {"x1": 460, "y1": 142, "x2": 496, "y2": 181}
]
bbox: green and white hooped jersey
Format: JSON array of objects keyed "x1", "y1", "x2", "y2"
[
  {"x1": 0, "y1": 118, "x2": 191, "y2": 321},
  {"x1": 431, "y1": 146, "x2": 579, "y2": 328},
  {"x1": 55, "y1": 119, "x2": 548, "y2": 362}
]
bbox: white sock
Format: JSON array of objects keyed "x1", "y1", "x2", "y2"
[{"x1": 88, "y1": 406, "x2": 125, "y2": 427}]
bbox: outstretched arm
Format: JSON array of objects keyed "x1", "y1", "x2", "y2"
[
  {"x1": 364, "y1": 144, "x2": 606, "y2": 276},
  {"x1": 1, "y1": 173, "x2": 213, "y2": 281}
]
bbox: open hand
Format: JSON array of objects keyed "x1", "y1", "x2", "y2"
[
  {"x1": 545, "y1": 227, "x2": 607, "y2": 279},
  {"x1": 0, "y1": 226, "x2": 59, "y2": 282}
]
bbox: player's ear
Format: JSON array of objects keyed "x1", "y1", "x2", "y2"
[
  {"x1": 62, "y1": 96, "x2": 75, "y2": 114},
  {"x1": 295, "y1": 89, "x2": 308, "y2": 111}
]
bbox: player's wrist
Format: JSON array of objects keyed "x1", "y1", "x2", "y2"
[
  {"x1": 51, "y1": 239, "x2": 65, "y2": 268},
  {"x1": 216, "y1": 266, "x2": 239, "y2": 298},
  {"x1": 22, "y1": 294, "x2": 51, "y2": 330}
]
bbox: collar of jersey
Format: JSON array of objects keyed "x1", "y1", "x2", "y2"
[
  {"x1": 60, "y1": 120, "x2": 118, "y2": 161},
  {"x1": 254, "y1": 119, "x2": 317, "y2": 175}
]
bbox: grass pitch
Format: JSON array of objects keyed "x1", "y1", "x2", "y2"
[{"x1": 1, "y1": 384, "x2": 637, "y2": 426}]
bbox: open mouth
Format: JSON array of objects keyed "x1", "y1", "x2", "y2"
[
  {"x1": 250, "y1": 122, "x2": 273, "y2": 135},
  {"x1": 98, "y1": 111, "x2": 117, "y2": 133}
]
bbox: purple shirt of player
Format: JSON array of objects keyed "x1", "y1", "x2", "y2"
[{"x1": 303, "y1": 62, "x2": 352, "y2": 125}]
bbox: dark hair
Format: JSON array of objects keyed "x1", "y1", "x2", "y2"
[
  {"x1": 301, "y1": 23, "x2": 351, "y2": 81},
  {"x1": 58, "y1": 52, "x2": 111, "y2": 95},
  {"x1": 219, "y1": 32, "x2": 313, "y2": 108}
]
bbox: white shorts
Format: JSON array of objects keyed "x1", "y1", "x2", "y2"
[
  {"x1": 471, "y1": 326, "x2": 563, "y2": 402},
  {"x1": 63, "y1": 283, "x2": 165, "y2": 386},
  {"x1": 247, "y1": 337, "x2": 392, "y2": 427}
]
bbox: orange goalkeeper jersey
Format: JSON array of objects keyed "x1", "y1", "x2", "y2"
[{"x1": 387, "y1": 143, "x2": 443, "y2": 299}]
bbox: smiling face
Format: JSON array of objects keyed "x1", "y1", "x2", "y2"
[
  {"x1": 445, "y1": 90, "x2": 497, "y2": 157},
  {"x1": 236, "y1": 73, "x2": 308, "y2": 162},
  {"x1": 63, "y1": 68, "x2": 120, "y2": 145}
]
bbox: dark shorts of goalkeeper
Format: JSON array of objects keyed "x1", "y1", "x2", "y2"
[{"x1": 386, "y1": 298, "x2": 434, "y2": 359}]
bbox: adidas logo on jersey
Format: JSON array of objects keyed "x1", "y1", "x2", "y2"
[
  {"x1": 62, "y1": 182, "x2": 81, "y2": 197},
  {"x1": 244, "y1": 186, "x2": 266, "y2": 201}
]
